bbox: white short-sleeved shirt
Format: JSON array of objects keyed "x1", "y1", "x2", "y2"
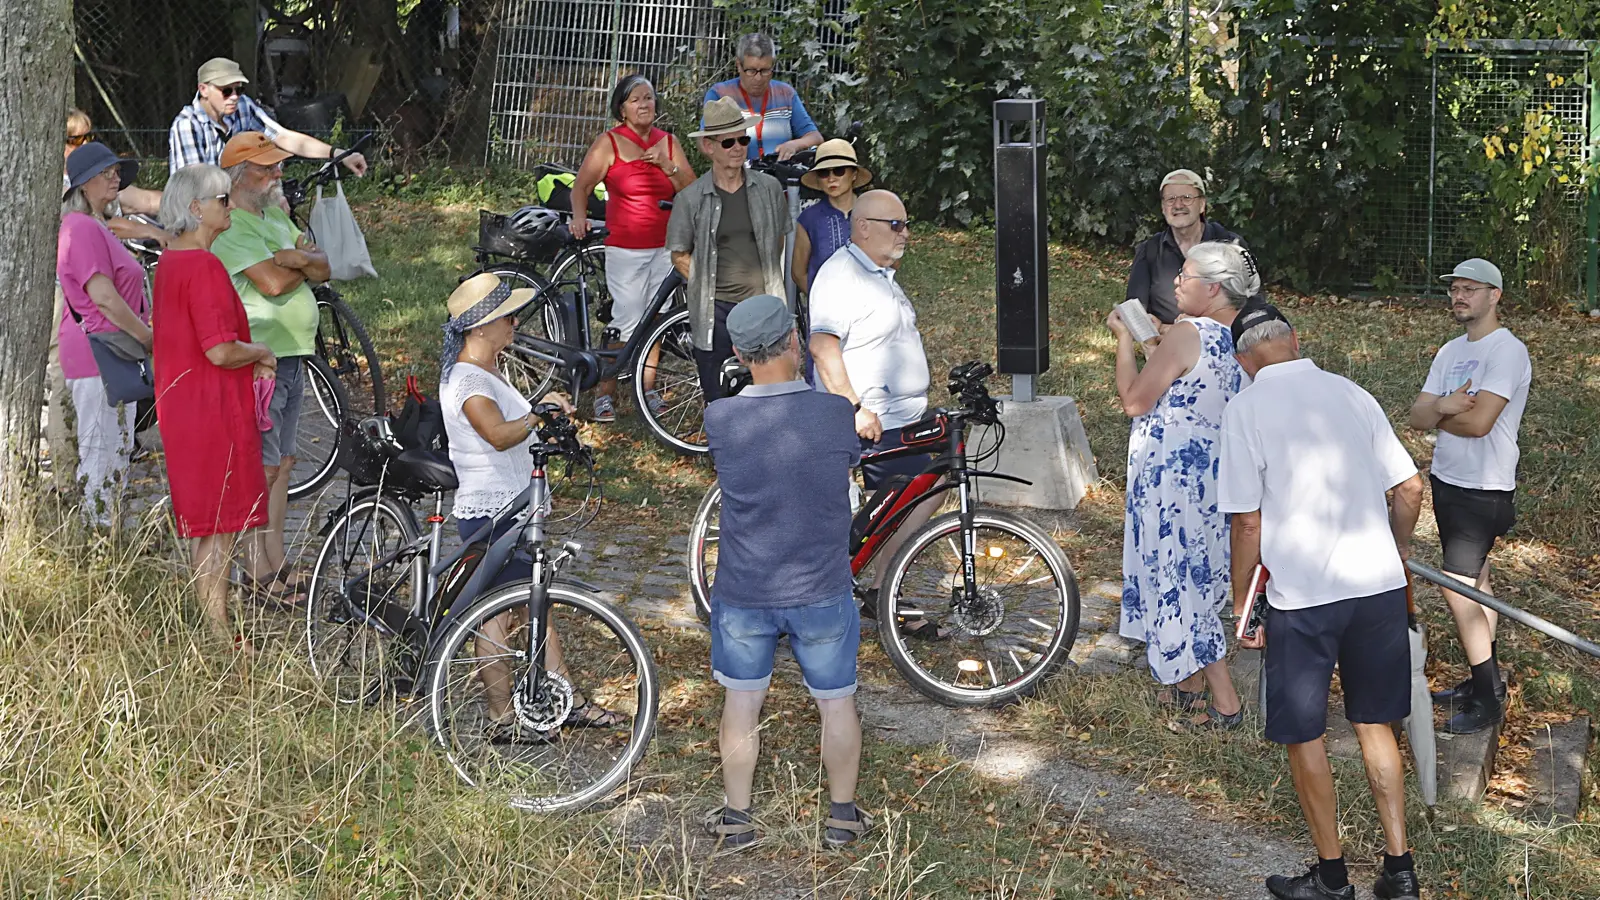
[
  {"x1": 808, "y1": 244, "x2": 931, "y2": 429},
  {"x1": 440, "y1": 363, "x2": 534, "y2": 520},
  {"x1": 1421, "y1": 328, "x2": 1531, "y2": 492},
  {"x1": 1217, "y1": 359, "x2": 1418, "y2": 610}
]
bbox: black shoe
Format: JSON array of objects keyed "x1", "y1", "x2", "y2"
[
  {"x1": 1267, "y1": 865, "x2": 1355, "y2": 900},
  {"x1": 1373, "y1": 867, "x2": 1421, "y2": 899},
  {"x1": 1443, "y1": 694, "x2": 1503, "y2": 735},
  {"x1": 1431, "y1": 675, "x2": 1507, "y2": 706}
]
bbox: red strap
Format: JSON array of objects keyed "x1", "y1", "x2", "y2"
[
  {"x1": 606, "y1": 131, "x2": 620, "y2": 158},
  {"x1": 738, "y1": 87, "x2": 768, "y2": 155}
]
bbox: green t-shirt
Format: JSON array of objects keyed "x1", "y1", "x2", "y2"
[{"x1": 211, "y1": 206, "x2": 319, "y2": 358}]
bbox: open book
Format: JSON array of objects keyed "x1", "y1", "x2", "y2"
[{"x1": 1117, "y1": 298, "x2": 1160, "y2": 344}]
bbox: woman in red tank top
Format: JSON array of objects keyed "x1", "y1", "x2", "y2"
[{"x1": 571, "y1": 74, "x2": 695, "y2": 423}]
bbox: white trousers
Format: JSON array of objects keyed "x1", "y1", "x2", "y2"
[{"x1": 68, "y1": 377, "x2": 134, "y2": 524}]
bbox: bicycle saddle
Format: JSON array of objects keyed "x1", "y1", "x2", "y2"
[{"x1": 395, "y1": 448, "x2": 459, "y2": 492}]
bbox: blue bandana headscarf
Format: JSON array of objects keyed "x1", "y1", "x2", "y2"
[{"x1": 441, "y1": 278, "x2": 517, "y2": 380}]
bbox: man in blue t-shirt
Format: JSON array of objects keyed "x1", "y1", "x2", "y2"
[
  {"x1": 700, "y1": 293, "x2": 872, "y2": 854},
  {"x1": 703, "y1": 33, "x2": 824, "y2": 161}
]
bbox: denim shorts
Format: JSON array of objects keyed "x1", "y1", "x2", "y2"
[
  {"x1": 710, "y1": 594, "x2": 860, "y2": 699},
  {"x1": 260, "y1": 355, "x2": 306, "y2": 467}
]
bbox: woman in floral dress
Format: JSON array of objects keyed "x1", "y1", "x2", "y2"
[{"x1": 1109, "y1": 241, "x2": 1259, "y2": 730}]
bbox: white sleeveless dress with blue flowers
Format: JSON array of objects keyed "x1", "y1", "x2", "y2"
[{"x1": 1119, "y1": 317, "x2": 1247, "y2": 684}]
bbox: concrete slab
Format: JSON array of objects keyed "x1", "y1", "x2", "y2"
[
  {"x1": 978, "y1": 395, "x2": 1098, "y2": 510},
  {"x1": 1440, "y1": 721, "x2": 1500, "y2": 803},
  {"x1": 1520, "y1": 716, "x2": 1590, "y2": 824}
]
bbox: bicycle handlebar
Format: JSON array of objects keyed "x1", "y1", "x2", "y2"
[{"x1": 283, "y1": 132, "x2": 375, "y2": 213}]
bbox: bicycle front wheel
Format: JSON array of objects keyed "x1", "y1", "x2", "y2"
[
  {"x1": 425, "y1": 582, "x2": 659, "y2": 813},
  {"x1": 633, "y1": 305, "x2": 708, "y2": 455},
  {"x1": 306, "y1": 492, "x2": 421, "y2": 704},
  {"x1": 317, "y1": 290, "x2": 387, "y2": 416},
  {"x1": 288, "y1": 356, "x2": 350, "y2": 500},
  {"x1": 686, "y1": 484, "x2": 721, "y2": 622},
  {"x1": 878, "y1": 510, "x2": 1079, "y2": 708}
]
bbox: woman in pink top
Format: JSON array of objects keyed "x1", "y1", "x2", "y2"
[
  {"x1": 57, "y1": 143, "x2": 153, "y2": 525},
  {"x1": 570, "y1": 73, "x2": 695, "y2": 423}
]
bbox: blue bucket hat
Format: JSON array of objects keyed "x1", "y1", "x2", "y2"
[{"x1": 64, "y1": 142, "x2": 139, "y2": 200}]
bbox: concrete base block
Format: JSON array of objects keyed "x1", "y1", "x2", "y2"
[
  {"x1": 1441, "y1": 721, "x2": 1500, "y2": 803},
  {"x1": 1521, "y1": 716, "x2": 1590, "y2": 824},
  {"x1": 980, "y1": 395, "x2": 1098, "y2": 510}
]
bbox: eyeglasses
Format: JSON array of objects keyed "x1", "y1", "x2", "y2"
[
  {"x1": 65, "y1": 132, "x2": 95, "y2": 148},
  {"x1": 213, "y1": 192, "x2": 231, "y2": 205},
  {"x1": 1163, "y1": 193, "x2": 1202, "y2": 207},
  {"x1": 816, "y1": 166, "x2": 856, "y2": 179},
  {"x1": 863, "y1": 217, "x2": 909, "y2": 233},
  {"x1": 741, "y1": 66, "x2": 774, "y2": 77},
  {"x1": 1176, "y1": 270, "x2": 1208, "y2": 285},
  {"x1": 718, "y1": 134, "x2": 753, "y2": 149},
  {"x1": 1447, "y1": 284, "x2": 1492, "y2": 299},
  {"x1": 214, "y1": 85, "x2": 242, "y2": 98}
]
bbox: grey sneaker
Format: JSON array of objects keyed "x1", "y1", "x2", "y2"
[
  {"x1": 592, "y1": 395, "x2": 616, "y2": 423},
  {"x1": 644, "y1": 390, "x2": 667, "y2": 418}
]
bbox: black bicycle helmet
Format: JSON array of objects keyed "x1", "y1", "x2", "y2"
[{"x1": 507, "y1": 205, "x2": 569, "y2": 258}]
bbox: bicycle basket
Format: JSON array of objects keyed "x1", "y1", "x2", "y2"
[{"x1": 477, "y1": 209, "x2": 568, "y2": 261}]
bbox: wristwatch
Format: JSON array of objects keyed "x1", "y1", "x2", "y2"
[{"x1": 852, "y1": 401, "x2": 862, "y2": 413}]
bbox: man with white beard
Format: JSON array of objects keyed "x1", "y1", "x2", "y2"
[{"x1": 808, "y1": 190, "x2": 946, "y2": 640}]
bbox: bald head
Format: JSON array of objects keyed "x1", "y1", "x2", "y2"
[{"x1": 850, "y1": 190, "x2": 909, "y2": 267}]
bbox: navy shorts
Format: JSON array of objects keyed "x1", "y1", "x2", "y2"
[
  {"x1": 710, "y1": 594, "x2": 860, "y2": 699},
  {"x1": 860, "y1": 426, "x2": 938, "y2": 491},
  {"x1": 1263, "y1": 587, "x2": 1411, "y2": 745},
  {"x1": 1431, "y1": 474, "x2": 1516, "y2": 578}
]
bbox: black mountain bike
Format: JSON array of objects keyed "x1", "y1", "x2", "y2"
[
  {"x1": 304, "y1": 405, "x2": 658, "y2": 812},
  {"x1": 687, "y1": 362, "x2": 1081, "y2": 708},
  {"x1": 473, "y1": 218, "x2": 711, "y2": 454}
]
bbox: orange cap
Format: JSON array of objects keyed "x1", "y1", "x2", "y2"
[{"x1": 220, "y1": 131, "x2": 292, "y2": 168}]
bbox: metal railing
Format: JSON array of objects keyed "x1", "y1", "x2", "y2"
[{"x1": 1407, "y1": 559, "x2": 1600, "y2": 659}]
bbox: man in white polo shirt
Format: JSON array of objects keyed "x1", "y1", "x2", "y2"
[
  {"x1": 809, "y1": 189, "x2": 943, "y2": 639},
  {"x1": 1219, "y1": 303, "x2": 1425, "y2": 900},
  {"x1": 1407, "y1": 257, "x2": 1530, "y2": 736}
]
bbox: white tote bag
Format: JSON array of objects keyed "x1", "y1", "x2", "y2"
[{"x1": 308, "y1": 181, "x2": 378, "y2": 281}]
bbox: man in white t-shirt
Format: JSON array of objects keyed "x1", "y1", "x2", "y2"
[
  {"x1": 1219, "y1": 304, "x2": 1425, "y2": 900},
  {"x1": 809, "y1": 189, "x2": 943, "y2": 638},
  {"x1": 1407, "y1": 257, "x2": 1531, "y2": 736}
]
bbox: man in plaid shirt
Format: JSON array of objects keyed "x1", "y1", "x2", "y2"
[{"x1": 168, "y1": 58, "x2": 368, "y2": 178}]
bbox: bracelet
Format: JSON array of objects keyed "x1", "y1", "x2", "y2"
[{"x1": 524, "y1": 415, "x2": 536, "y2": 435}]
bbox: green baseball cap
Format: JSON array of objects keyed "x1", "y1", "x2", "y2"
[{"x1": 727, "y1": 294, "x2": 793, "y2": 354}]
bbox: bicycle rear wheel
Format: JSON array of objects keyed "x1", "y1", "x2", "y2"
[
  {"x1": 877, "y1": 510, "x2": 1079, "y2": 708},
  {"x1": 484, "y1": 264, "x2": 563, "y2": 401},
  {"x1": 633, "y1": 305, "x2": 708, "y2": 455},
  {"x1": 547, "y1": 243, "x2": 612, "y2": 351},
  {"x1": 425, "y1": 582, "x2": 659, "y2": 813},
  {"x1": 317, "y1": 290, "x2": 387, "y2": 415},
  {"x1": 686, "y1": 484, "x2": 721, "y2": 622},
  {"x1": 305, "y1": 492, "x2": 422, "y2": 704},
  {"x1": 289, "y1": 356, "x2": 350, "y2": 500}
]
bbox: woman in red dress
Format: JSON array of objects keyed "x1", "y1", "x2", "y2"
[
  {"x1": 569, "y1": 73, "x2": 695, "y2": 423},
  {"x1": 153, "y1": 164, "x2": 277, "y2": 650}
]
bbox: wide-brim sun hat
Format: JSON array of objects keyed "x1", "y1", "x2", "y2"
[
  {"x1": 689, "y1": 96, "x2": 759, "y2": 138},
  {"x1": 447, "y1": 272, "x2": 537, "y2": 328},
  {"x1": 801, "y1": 138, "x2": 873, "y2": 190},
  {"x1": 64, "y1": 142, "x2": 139, "y2": 200}
]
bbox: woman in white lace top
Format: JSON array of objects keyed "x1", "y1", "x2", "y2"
[{"x1": 439, "y1": 273, "x2": 623, "y2": 742}]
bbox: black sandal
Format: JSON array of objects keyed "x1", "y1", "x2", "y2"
[
  {"x1": 237, "y1": 569, "x2": 308, "y2": 610},
  {"x1": 1155, "y1": 685, "x2": 1208, "y2": 711},
  {"x1": 565, "y1": 701, "x2": 626, "y2": 728},
  {"x1": 1175, "y1": 704, "x2": 1244, "y2": 733},
  {"x1": 899, "y1": 619, "x2": 953, "y2": 642}
]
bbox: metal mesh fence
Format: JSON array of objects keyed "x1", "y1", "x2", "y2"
[
  {"x1": 1351, "y1": 41, "x2": 1594, "y2": 297},
  {"x1": 485, "y1": 0, "x2": 852, "y2": 169}
]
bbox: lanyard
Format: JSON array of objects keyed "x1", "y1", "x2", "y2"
[{"x1": 738, "y1": 86, "x2": 768, "y2": 156}]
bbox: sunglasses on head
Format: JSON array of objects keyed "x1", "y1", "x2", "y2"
[
  {"x1": 816, "y1": 166, "x2": 856, "y2": 179},
  {"x1": 717, "y1": 134, "x2": 753, "y2": 149},
  {"x1": 864, "y1": 217, "x2": 910, "y2": 233}
]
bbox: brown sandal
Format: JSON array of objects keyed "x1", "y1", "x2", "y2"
[
  {"x1": 822, "y1": 809, "x2": 875, "y2": 848},
  {"x1": 701, "y1": 807, "x2": 762, "y2": 856}
]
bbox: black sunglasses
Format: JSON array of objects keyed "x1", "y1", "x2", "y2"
[
  {"x1": 718, "y1": 134, "x2": 753, "y2": 149},
  {"x1": 815, "y1": 166, "x2": 857, "y2": 179},
  {"x1": 216, "y1": 85, "x2": 242, "y2": 98},
  {"x1": 863, "y1": 217, "x2": 910, "y2": 233}
]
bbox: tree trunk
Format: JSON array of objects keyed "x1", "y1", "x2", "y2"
[{"x1": 0, "y1": 0, "x2": 73, "y2": 512}]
